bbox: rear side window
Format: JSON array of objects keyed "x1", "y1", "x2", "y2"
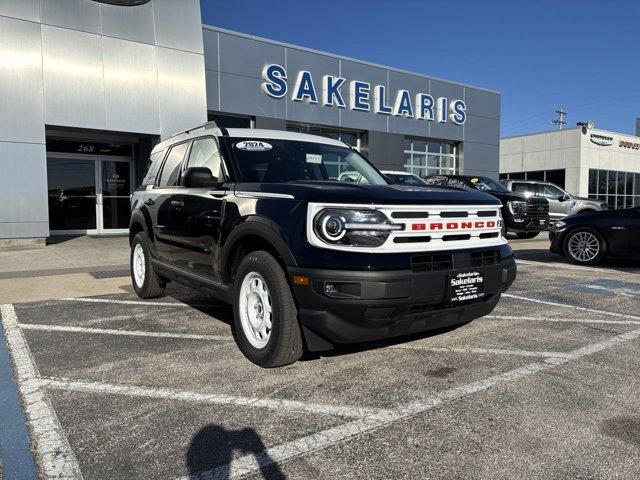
[
  {"x1": 158, "y1": 142, "x2": 189, "y2": 187},
  {"x1": 142, "y1": 150, "x2": 164, "y2": 186},
  {"x1": 512, "y1": 182, "x2": 537, "y2": 196},
  {"x1": 186, "y1": 138, "x2": 222, "y2": 182}
]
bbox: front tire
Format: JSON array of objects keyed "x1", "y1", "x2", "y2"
[
  {"x1": 232, "y1": 251, "x2": 303, "y2": 367},
  {"x1": 563, "y1": 228, "x2": 606, "y2": 265},
  {"x1": 131, "y1": 232, "x2": 166, "y2": 299}
]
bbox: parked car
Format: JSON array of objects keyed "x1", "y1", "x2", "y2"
[
  {"x1": 549, "y1": 207, "x2": 640, "y2": 265},
  {"x1": 501, "y1": 179, "x2": 607, "y2": 222},
  {"x1": 425, "y1": 175, "x2": 549, "y2": 239},
  {"x1": 129, "y1": 122, "x2": 516, "y2": 367},
  {"x1": 382, "y1": 171, "x2": 429, "y2": 186}
]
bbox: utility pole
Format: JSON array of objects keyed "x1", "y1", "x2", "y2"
[{"x1": 552, "y1": 107, "x2": 567, "y2": 129}]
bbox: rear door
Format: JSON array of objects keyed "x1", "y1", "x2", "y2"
[
  {"x1": 622, "y1": 207, "x2": 640, "y2": 256},
  {"x1": 170, "y1": 137, "x2": 227, "y2": 277},
  {"x1": 538, "y1": 183, "x2": 572, "y2": 221},
  {"x1": 149, "y1": 141, "x2": 191, "y2": 262}
]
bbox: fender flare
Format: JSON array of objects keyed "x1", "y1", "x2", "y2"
[
  {"x1": 219, "y1": 216, "x2": 298, "y2": 280},
  {"x1": 129, "y1": 209, "x2": 154, "y2": 243}
]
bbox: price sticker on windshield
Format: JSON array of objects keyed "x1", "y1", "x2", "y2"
[
  {"x1": 235, "y1": 141, "x2": 272, "y2": 152},
  {"x1": 306, "y1": 154, "x2": 322, "y2": 164}
]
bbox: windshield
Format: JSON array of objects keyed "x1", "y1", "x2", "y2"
[
  {"x1": 385, "y1": 173, "x2": 427, "y2": 186},
  {"x1": 469, "y1": 177, "x2": 510, "y2": 193},
  {"x1": 228, "y1": 138, "x2": 388, "y2": 185}
]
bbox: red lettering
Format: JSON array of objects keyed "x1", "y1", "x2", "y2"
[
  {"x1": 412, "y1": 223, "x2": 426, "y2": 231},
  {"x1": 447, "y1": 222, "x2": 458, "y2": 230},
  {"x1": 475, "y1": 221, "x2": 485, "y2": 228},
  {"x1": 430, "y1": 223, "x2": 443, "y2": 230},
  {"x1": 487, "y1": 221, "x2": 495, "y2": 228},
  {"x1": 461, "y1": 221, "x2": 473, "y2": 229}
]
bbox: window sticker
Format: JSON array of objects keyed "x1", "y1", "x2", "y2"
[
  {"x1": 235, "y1": 141, "x2": 272, "y2": 151},
  {"x1": 470, "y1": 177, "x2": 479, "y2": 184},
  {"x1": 306, "y1": 153, "x2": 322, "y2": 164}
]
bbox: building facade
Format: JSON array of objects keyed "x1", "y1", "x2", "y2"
[
  {"x1": 500, "y1": 127, "x2": 640, "y2": 209},
  {"x1": 0, "y1": 0, "x2": 501, "y2": 245}
]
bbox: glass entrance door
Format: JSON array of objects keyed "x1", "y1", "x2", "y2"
[
  {"x1": 99, "y1": 159, "x2": 132, "y2": 232},
  {"x1": 47, "y1": 157, "x2": 98, "y2": 232},
  {"x1": 47, "y1": 154, "x2": 134, "y2": 235}
]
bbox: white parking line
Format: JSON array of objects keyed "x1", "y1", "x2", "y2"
[
  {"x1": 39, "y1": 377, "x2": 393, "y2": 420},
  {"x1": 61, "y1": 297, "x2": 200, "y2": 307},
  {"x1": 486, "y1": 314, "x2": 640, "y2": 326},
  {"x1": 394, "y1": 344, "x2": 571, "y2": 359},
  {"x1": 515, "y1": 259, "x2": 633, "y2": 274},
  {"x1": 502, "y1": 293, "x2": 640, "y2": 320},
  {"x1": 188, "y1": 326, "x2": 640, "y2": 480},
  {"x1": 19, "y1": 323, "x2": 232, "y2": 341},
  {"x1": 0, "y1": 304, "x2": 82, "y2": 480}
]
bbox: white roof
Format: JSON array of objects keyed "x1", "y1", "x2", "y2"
[{"x1": 225, "y1": 128, "x2": 348, "y2": 147}]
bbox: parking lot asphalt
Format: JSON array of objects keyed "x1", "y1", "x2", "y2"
[{"x1": 1, "y1": 238, "x2": 640, "y2": 479}]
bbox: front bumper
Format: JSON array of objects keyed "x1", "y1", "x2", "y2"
[
  {"x1": 549, "y1": 229, "x2": 564, "y2": 254},
  {"x1": 505, "y1": 215, "x2": 549, "y2": 233},
  {"x1": 288, "y1": 251, "x2": 516, "y2": 350}
]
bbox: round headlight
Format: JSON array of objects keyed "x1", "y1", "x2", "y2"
[
  {"x1": 313, "y1": 208, "x2": 401, "y2": 247},
  {"x1": 320, "y1": 213, "x2": 346, "y2": 241}
]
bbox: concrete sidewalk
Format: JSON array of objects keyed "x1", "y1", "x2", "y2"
[{"x1": 0, "y1": 235, "x2": 129, "y2": 279}]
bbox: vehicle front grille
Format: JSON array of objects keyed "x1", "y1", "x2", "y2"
[
  {"x1": 470, "y1": 249, "x2": 500, "y2": 267},
  {"x1": 526, "y1": 197, "x2": 549, "y2": 215},
  {"x1": 411, "y1": 254, "x2": 453, "y2": 272}
]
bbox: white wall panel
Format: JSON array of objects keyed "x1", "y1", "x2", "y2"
[
  {"x1": 0, "y1": 0, "x2": 41, "y2": 22},
  {"x1": 103, "y1": 36, "x2": 160, "y2": 134},
  {"x1": 157, "y1": 47, "x2": 207, "y2": 138},
  {"x1": 0, "y1": 16, "x2": 45, "y2": 143},
  {"x1": 153, "y1": 0, "x2": 203, "y2": 54},
  {"x1": 42, "y1": 26, "x2": 106, "y2": 130},
  {"x1": 100, "y1": 1, "x2": 156, "y2": 45}
]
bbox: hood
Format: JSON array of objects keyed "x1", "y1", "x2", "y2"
[
  {"x1": 235, "y1": 181, "x2": 502, "y2": 206},
  {"x1": 564, "y1": 208, "x2": 619, "y2": 223},
  {"x1": 573, "y1": 196, "x2": 603, "y2": 204}
]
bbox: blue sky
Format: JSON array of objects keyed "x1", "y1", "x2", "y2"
[{"x1": 201, "y1": 0, "x2": 640, "y2": 137}]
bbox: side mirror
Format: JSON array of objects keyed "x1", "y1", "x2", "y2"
[
  {"x1": 181, "y1": 167, "x2": 217, "y2": 188},
  {"x1": 559, "y1": 193, "x2": 570, "y2": 202}
]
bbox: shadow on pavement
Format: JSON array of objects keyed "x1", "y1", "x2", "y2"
[
  {"x1": 514, "y1": 248, "x2": 640, "y2": 273},
  {"x1": 187, "y1": 425, "x2": 285, "y2": 480}
]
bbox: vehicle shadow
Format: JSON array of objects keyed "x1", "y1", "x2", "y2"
[
  {"x1": 514, "y1": 248, "x2": 640, "y2": 273},
  {"x1": 187, "y1": 425, "x2": 285, "y2": 480}
]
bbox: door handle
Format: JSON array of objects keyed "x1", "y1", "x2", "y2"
[
  {"x1": 611, "y1": 226, "x2": 626, "y2": 230},
  {"x1": 171, "y1": 200, "x2": 184, "y2": 208},
  {"x1": 144, "y1": 198, "x2": 155, "y2": 206}
]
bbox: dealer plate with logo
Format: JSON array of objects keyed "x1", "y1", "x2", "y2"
[{"x1": 448, "y1": 271, "x2": 485, "y2": 303}]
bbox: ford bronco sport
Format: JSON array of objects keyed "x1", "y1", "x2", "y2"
[{"x1": 129, "y1": 122, "x2": 516, "y2": 367}]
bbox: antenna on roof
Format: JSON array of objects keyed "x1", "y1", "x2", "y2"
[{"x1": 551, "y1": 107, "x2": 567, "y2": 130}]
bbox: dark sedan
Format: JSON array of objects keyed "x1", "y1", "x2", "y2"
[{"x1": 550, "y1": 207, "x2": 640, "y2": 265}]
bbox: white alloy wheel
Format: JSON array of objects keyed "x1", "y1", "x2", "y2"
[
  {"x1": 133, "y1": 243, "x2": 146, "y2": 288},
  {"x1": 238, "y1": 271, "x2": 273, "y2": 349},
  {"x1": 567, "y1": 231, "x2": 600, "y2": 262}
]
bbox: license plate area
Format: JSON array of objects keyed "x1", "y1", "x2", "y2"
[{"x1": 448, "y1": 271, "x2": 485, "y2": 303}]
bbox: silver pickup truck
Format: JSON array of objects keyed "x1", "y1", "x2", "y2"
[{"x1": 501, "y1": 179, "x2": 607, "y2": 222}]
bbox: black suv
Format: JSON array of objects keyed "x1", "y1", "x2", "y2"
[
  {"x1": 425, "y1": 175, "x2": 550, "y2": 239},
  {"x1": 130, "y1": 123, "x2": 516, "y2": 367}
]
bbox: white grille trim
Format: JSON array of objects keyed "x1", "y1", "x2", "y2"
[{"x1": 306, "y1": 202, "x2": 507, "y2": 253}]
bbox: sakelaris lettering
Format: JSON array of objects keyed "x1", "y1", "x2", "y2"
[{"x1": 262, "y1": 64, "x2": 466, "y2": 125}]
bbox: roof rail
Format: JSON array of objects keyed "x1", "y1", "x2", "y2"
[{"x1": 168, "y1": 120, "x2": 219, "y2": 140}]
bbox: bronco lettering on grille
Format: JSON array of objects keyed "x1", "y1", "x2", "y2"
[{"x1": 412, "y1": 221, "x2": 496, "y2": 230}]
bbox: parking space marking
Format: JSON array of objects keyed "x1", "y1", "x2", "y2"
[
  {"x1": 486, "y1": 314, "x2": 640, "y2": 326},
  {"x1": 19, "y1": 323, "x2": 233, "y2": 342},
  {"x1": 393, "y1": 344, "x2": 572, "y2": 359},
  {"x1": 38, "y1": 377, "x2": 393, "y2": 420},
  {"x1": 502, "y1": 293, "x2": 640, "y2": 320},
  {"x1": 61, "y1": 297, "x2": 197, "y2": 307},
  {"x1": 0, "y1": 304, "x2": 82, "y2": 480},
  {"x1": 198, "y1": 326, "x2": 640, "y2": 479},
  {"x1": 515, "y1": 259, "x2": 634, "y2": 274}
]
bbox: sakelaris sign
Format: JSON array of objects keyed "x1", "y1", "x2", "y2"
[{"x1": 262, "y1": 64, "x2": 467, "y2": 125}]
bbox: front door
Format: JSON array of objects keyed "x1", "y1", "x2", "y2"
[
  {"x1": 538, "y1": 183, "x2": 572, "y2": 220},
  {"x1": 99, "y1": 158, "x2": 132, "y2": 232}
]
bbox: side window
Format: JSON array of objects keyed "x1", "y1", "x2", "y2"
[
  {"x1": 157, "y1": 142, "x2": 189, "y2": 187},
  {"x1": 512, "y1": 182, "x2": 537, "y2": 196},
  {"x1": 539, "y1": 184, "x2": 564, "y2": 199},
  {"x1": 186, "y1": 138, "x2": 222, "y2": 181},
  {"x1": 142, "y1": 150, "x2": 164, "y2": 186}
]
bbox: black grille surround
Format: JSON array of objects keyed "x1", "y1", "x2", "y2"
[{"x1": 526, "y1": 197, "x2": 549, "y2": 215}]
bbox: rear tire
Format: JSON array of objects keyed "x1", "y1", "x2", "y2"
[
  {"x1": 563, "y1": 227, "x2": 606, "y2": 265},
  {"x1": 131, "y1": 231, "x2": 166, "y2": 299},
  {"x1": 232, "y1": 251, "x2": 303, "y2": 367},
  {"x1": 516, "y1": 231, "x2": 539, "y2": 239}
]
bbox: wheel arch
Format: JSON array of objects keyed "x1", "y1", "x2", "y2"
[{"x1": 220, "y1": 217, "x2": 297, "y2": 284}]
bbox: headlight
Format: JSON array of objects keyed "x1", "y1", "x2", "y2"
[
  {"x1": 507, "y1": 201, "x2": 527, "y2": 215},
  {"x1": 554, "y1": 220, "x2": 567, "y2": 230},
  {"x1": 313, "y1": 209, "x2": 402, "y2": 247}
]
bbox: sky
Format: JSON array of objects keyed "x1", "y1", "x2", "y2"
[{"x1": 201, "y1": 0, "x2": 640, "y2": 138}]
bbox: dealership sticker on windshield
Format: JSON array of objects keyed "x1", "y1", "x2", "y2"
[
  {"x1": 306, "y1": 154, "x2": 322, "y2": 164},
  {"x1": 235, "y1": 141, "x2": 272, "y2": 151}
]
